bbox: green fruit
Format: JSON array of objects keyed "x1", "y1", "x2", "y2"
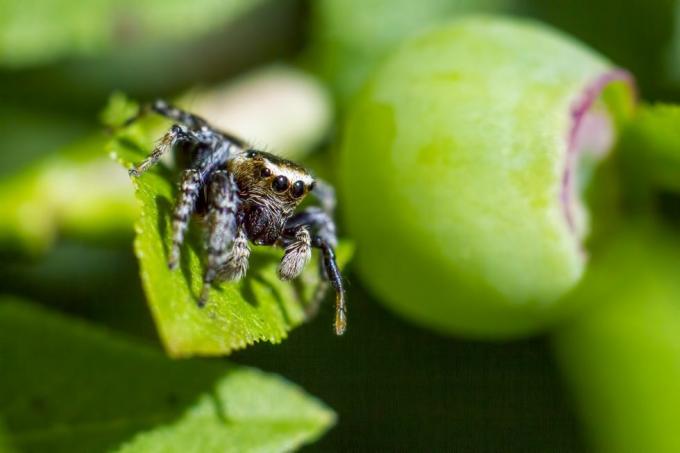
[
  {"x1": 339, "y1": 16, "x2": 635, "y2": 337},
  {"x1": 307, "y1": 0, "x2": 516, "y2": 105}
]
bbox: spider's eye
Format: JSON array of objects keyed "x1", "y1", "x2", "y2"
[
  {"x1": 260, "y1": 167, "x2": 272, "y2": 178},
  {"x1": 246, "y1": 151, "x2": 257, "y2": 158},
  {"x1": 309, "y1": 181, "x2": 316, "y2": 192},
  {"x1": 272, "y1": 175, "x2": 289, "y2": 192},
  {"x1": 291, "y1": 180, "x2": 305, "y2": 198}
]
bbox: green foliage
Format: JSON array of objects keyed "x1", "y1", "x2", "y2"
[
  {"x1": 5, "y1": 2, "x2": 680, "y2": 450},
  {"x1": 0, "y1": 134, "x2": 137, "y2": 254},
  {"x1": 553, "y1": 224, "x2": 680, "y2": 453},
  {"x1": 104, "y1": 96, "x2": 353, "y2": 357},
  {"x1": 523, "y1": 0, "x2": 677, "y2": 98},
  {"x1": 0, "y1": 0, "x2": 266, "y2": 67},
  {"x1": 0, "y1": 107, "x2": 89, "y2": 179},
  {"x1": 0, "y1": 298, "x2": 335, "y2": 453},
  {"x1": 618, "y1": 104, "x2": 680, "y2": 192}
]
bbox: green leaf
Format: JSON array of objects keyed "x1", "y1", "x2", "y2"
[
  {"x1": 104, "y1": 95, "x2": 353, "y2": 357},
  {"x1": 0, "y1": 134, "x2": 137, "y2": 254},
  {"x1": 0, "y1": 0, "x2": 266, "y2": 67},
  {"x1": 0, "y1": 298, "x2": 335, "y2": 453},
  {"x1": 618, "y1": 103, "x2": 680, "y2": 193}
]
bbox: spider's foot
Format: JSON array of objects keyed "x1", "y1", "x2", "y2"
[
  {"x1": 334, "y1": 305, "x2": 347, "y2": 336},
  {"x1": 333, "y1": 288, "x2": 347, "y2": 335},
  {"x1": 128, "y1": 167, "x2": 141, "y2": 177},
  {"x1": 168, "y1": 247, "x2": 181, "y2": 270},
  {"x1": 198, "y1": 284, "x2": 210, "y2": 308}
]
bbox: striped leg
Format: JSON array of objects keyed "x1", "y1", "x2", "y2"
[
  {"x1": 310, "y1": 179, "x2": 337, "y2": 214},
  {"x1": 200, "y1": 171, "x2": 239, "y2": 306},
  {"x1": 124, "y1": 99, "x2": 209, "y2": 130},
  {"x1": 282, "y1": 208, "x2": 344, "y2": 334},
  {"x1": 216, "y1": 226, "x2": 251, "y2": 282},
  {"x1": 168, "y1": 169, "x2": 202, "y2": 270},
  {"x1": 129, "y1": 125, "x2": 193, "y2": 177},
  {"x1": 312, "y1": 236, "x2": 346, "y2": 335}
]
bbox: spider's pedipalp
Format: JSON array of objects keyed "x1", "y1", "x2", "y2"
[
  {"x1": 168, "y1": 168, "x2": 202, "y2": 270},
  {"x1": 200, "y1": 170, "x2": 239, "y2": 306},
  {"x1": 278, "y1": 226, "x2": 311, "y2": 280}
]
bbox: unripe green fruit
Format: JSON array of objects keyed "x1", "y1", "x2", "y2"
[{"x1": 340, "y1": 16, "x2": 635, "y2": 337}]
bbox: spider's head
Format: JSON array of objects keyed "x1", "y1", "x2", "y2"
[
  {"x1": 229, "y1": 149, "x2": 316, "y2": 244},
  {"x1": 229, "y1": 150, "x2": 315, "y2": 209}
]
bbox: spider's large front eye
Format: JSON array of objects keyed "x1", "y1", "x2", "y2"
[
  {"x1": 291, "y1": 180, "x2": 305, "y2": 198},
  {"x1": 272, "y1": 175, "x2": 289, "y2": 192}
]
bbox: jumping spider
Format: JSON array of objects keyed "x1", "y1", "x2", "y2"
[{"x1": 125, "y1": 100, "x2": 347, "y2": 335}]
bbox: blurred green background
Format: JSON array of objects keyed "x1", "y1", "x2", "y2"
[{"x1": 2, "y1": 0, "x2": 680, "y2": 451}]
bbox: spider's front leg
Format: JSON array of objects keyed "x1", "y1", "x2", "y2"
[
  {"x1": 282, "y1": 207, "x2": 346, "y2": 335},
  {"x1": 314, "y1": 235, "x2": 346, "y2": 335},
  {"x1": 128, "y1": 125, "x2": 197, "y2": 177},
  {"x1": 124, "y1": 99, "x2": 210, "y2": 131},
  {"x1": 310, "y1": 179, "x2": 337, "y2": 214},
  {"x1": 127, "y1": 122, "x2": 205, "y2": 270},
  {"x1": 199, "y1": 170, "x2": 239, "y2": 306}
]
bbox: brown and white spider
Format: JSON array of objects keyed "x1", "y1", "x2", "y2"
[{"x1": 125, "y1": 100, "x2": 347, "y2": 335}]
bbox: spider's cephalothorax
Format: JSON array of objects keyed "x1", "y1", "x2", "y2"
[
  {"x1": 125, "y1": 100, "x2": 346, "y2": 335},
  {"x1": 228, "y1": 151, "x2": 314, "y2": 245}
]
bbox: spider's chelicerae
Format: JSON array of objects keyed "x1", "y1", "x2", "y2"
[{"x1": 125, "y1": 100, "x2": 347, "y2": 335}]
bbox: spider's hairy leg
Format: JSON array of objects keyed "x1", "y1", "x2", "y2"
[
  {"x1": 124, "y1": 99, "x2": 209, "y2": 130},
  {"x1": 311, "y1": 179, "x2": 337, "y2": 214},
  {"x1": 283, "y1": 208, "x2": 345, "y2": 334},
  {"x1": 200, "y1": 170, "x2": 239, "y2": 306},
  {"x1": 217, "y1": 226, "x2": 251, "y2": 282},
  {"x1": 286, "y1": 207, "x2": 337, "y2": 248},
  {"x1": 278, "y1": 226, "x2": 312, "y2": 281},
  {"x1": 168, "y1": 168, "x2": 202, "y2": 270},
  {"x1": 128, "y1": 125, "x2": 194, "y2": 177},
  {"x1": 313, "y1": 236, "x2": 347, "y2": 335}
]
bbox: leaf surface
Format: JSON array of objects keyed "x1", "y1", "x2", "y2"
[{"x1": 0, "y1": 299, "x2": 335, "y2": 453}]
